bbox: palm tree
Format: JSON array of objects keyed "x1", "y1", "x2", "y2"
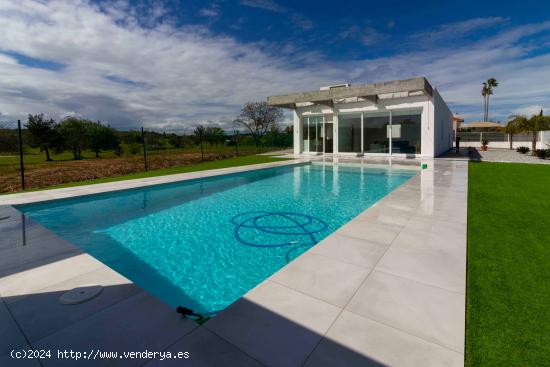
[
  {"x1": 516, "y1": 110, "x2": 550, "y2": 154},
  {"x1": 481, "y1": 83, "x2": 489, "y2": 121},
  {"x1": 481, "y1": 78, "x2": 498, "y2": 121}
]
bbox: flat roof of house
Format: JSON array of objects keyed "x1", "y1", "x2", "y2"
[{"x1": 267, "y1": 77, "x2": 434, "y2": 109}]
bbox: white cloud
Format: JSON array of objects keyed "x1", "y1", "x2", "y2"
[
  {"x1": 0, "y1": 0, "x2": 339, "y2": 130},
  {"x1": 239, "y1": 0, "x2": 286, "y2": 13},
  {"x1": 409, "y1": 16, "x2": 509, "y2": 45},
  {"x1": 510, "y1": 105, "x2": 548, "y2": 117},
  {"x1": 0, "y1": 1, "x2": 549, "y2": 131},
  {"x1": 199, "y1": 6, "x2": 219, "y2": 18}
]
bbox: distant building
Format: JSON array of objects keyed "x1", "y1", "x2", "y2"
[
  {"x1": 453, "y1": 115, "x2": 464, "y2": 134},
  {"x1": 459, "y1": 121, "x2": 503, "y2": 132}
]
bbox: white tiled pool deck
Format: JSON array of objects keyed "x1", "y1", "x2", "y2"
[{"x1": 0, "y1": 157, "x2": 467, "y2": 366}]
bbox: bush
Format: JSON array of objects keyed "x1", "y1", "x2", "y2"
[
  {"x1": 534, "y1": 149, "x2": 550, "y2": 159},
  {"x1": 481, "y1": 138, "x2": 489, "y2": 146},
  {"x1": 516, "y1": 146, "x2": 530, "y2": 154}
]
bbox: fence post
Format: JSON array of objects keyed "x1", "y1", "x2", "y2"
[
  {"x1": 17, "y1": 120, "x2": 25, "y2": 190},
  {"x1": 141, "y1": 126, "x2": 148, "y2": 172}
]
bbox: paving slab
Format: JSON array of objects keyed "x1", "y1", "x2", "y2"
[
  {"x1": 8, "y1": 267, "x2": 141, "y2": 342},
  {"x1": 34, "y1": 292, "x2": 197, "y2": 366},
  {"x1": 308, "y1": 233, "x2": 388, "y2": 269},
  {"x1": 376, "y1": 240, "x2": 466, "y2": 294},
  {"x1": 0, "y1": 297, "x2": 28, "y2": 355},
  {"x1": 0, "y1": 229, "x2": 81, "y2": 277},
  {"x1": 144, "y1": 327, "x2": 264, "y2": 367},
  {"x1": 269, "y1": 252, "x2": 371, "y2": 307},
  {"x1": 303, "y1": 310, "x2": 463, "y2": 367},
  {"x1": 0, "y1": 254, "x2": 105, "y2": 302},
  {"x1": 0, "y1": 352, "x2": 42, "y2": 367},
  {"x1": 205, "y1": 280, "x2": 341, "y2": 367},
  {"x1": 346, "y1": 270, "x2": 465, "y2": 352},
  {"x1": 337, "y1": 221, "x2": 402, "y2": 245}
]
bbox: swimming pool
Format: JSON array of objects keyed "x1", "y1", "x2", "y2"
[{"x1": 18, "y1": 163, "x2": 417, "y2": 315}]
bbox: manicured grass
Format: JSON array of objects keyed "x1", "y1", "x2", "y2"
[
  {"x1": 7, "y1": 155, "x2": 290, "y2": 193},
  {"x1": 466, "y1": 162, "x2": 550, "y2": 366}
]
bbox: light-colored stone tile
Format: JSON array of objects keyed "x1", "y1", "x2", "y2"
[
  {"x1": 205, "y1": 280, "x2": 340, "y2": 367},
  {"x1": 34, "y1": 292, "x2": 197, "y2": 367},
  {"x1": 144, "y1": 327, "x2": 263, "y2": 367},
  {"x1": 270, "y1": 252, "x2": 371, "y2": 307},
  {"x1": 337, "y1": 221, "x2": 401, "y2": 245},
  {"x1": 390, "y1": 227, "x2": 465, "y2": 258},
  {"x1": 0, "y1": 230, "x2": 80, "y2": 275},
  {"x1": 346, "y1": 271, "x2": 465, "y2": 352},
  {"x1": 303, "y1": 311, "x2": 463, "y2": 367},
  {"x1": 309, "y1": 234, "x2": 388, "y2": 269},
  {"x1": 405, "y1": 216, "x2": 466, "y2": 238},
  {"x1": 376, "y1": 245, "x2": 466, "y2": 294},
  {"x1": 355, "y1": 205, "x2": 415, "y2": 227},
  {"x1": 0, "y1": 254, "x2": 104, "y2": 302},
  {"x1": 8, "y1": 267, "x2": 141, "y2": 342}
]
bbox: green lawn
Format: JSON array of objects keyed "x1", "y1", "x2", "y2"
[
  {"x1": 0, "y1": 145, "x2": 278, "y2": 170},
  {"x1": 7, "y1": 155, "x2": 290, "y2": 193},
  {"x1": 466, "y1": 162, "x2": 550, "y2": 366}
]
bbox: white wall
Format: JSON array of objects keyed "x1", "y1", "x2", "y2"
[
  {"x1": 541, "y1": 131, "x2": 550, "y2": 149},
  {"x1": 293, "y1": 109, "x2": 301, "y2": 154},
  {"x1": 432, "y1": 88, "x2": 453, "y2": 156},
  {"x1": 460, "y1": 140, "x2": 546, "y2": 149},
  {"x1": 293, "y1": 92, "x2": 453, "y2": 158}
]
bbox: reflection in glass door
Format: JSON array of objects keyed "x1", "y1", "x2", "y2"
[
  {"x1": 363, "y1": 114, "x2": 390, "y2": 153},
  {"x1": 324, "y1": 122, "x2": 333, "y2": 153}
]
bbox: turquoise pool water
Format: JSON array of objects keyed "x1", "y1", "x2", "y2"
[{"x1": 19, "y1": 163, "x2": 416, "y2": 314}]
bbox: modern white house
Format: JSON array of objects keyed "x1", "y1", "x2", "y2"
[{"x1": 267, "y1": 77, "x2": 453, "y2": 158}]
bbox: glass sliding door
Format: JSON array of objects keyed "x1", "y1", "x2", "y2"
[
  {"x1": 391, "y1": 110, "x2": 421, "y2": 154},
  {"x1": 363, "y1": 113, "x2": 390, "y2": 153},
  {"x1": 338, "y1": 114, "x2": 361, "y2": 153},
  {"x1": 301, "y1": 115, "x2": 323, "y2": 153},
  {"x1": 324, "y1": 114, "x2": 333, "y2": 153},
  {"x1": 308, "y1": 116, "x2": 323, "y2": 153}
]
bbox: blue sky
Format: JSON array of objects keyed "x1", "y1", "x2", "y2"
[{"x1": 1, "y1": 0, "x2": 549, "y2": 130}]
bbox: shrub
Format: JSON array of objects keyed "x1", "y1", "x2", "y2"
[
  {"x1": 516, "y1": 146, "x2": 530, "y2": 154},
  {"x1": 481, "y1": 138, "x2": 489, "y2": 146},
  {"x1": 534, "y1": 149, "x2": 550, "y2": 159}
]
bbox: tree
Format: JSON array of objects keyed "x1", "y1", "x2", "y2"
[
  {"x1": 87, "y1": 121, "x2": 120, "y2": 157},
  {"x1": 504, "y1": 117, "x2": 523, "y2": 150},
  {"x1": 25, "y1": 114, "x2": 58, "y2": 161},
  {"x1": 234, "y1": 102, "x2": 283, "y2": 151},
  {"x1": 194, "y1": 125, "x2": 206, "y2": 161},
  {"x1": 513, "y1": 110, "x2": 550, "y2": 153},
  {"x1": 481, "y1": 78, "x2": 498, "y2": 121},
  {"x1": 58, "y1": 117, "x2": 88, "y2": 159}
]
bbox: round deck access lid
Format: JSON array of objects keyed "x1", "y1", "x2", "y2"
[{"x1": 59, "y1": 285, "x2": 104, "y2": 305}]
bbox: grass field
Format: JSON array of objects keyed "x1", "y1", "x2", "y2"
[
  {"x1": 466, "y1": 162, "x2": 550, "y2": 366},
  {"x1": 18, "y1": 155, "x2": 290, "y2": 192},
  {"x1": 0, "y1": 145, "x2": 274, "y2": 172},
  {"x1": 0, "y1": 145, "x2": 289, "y2": 193}
]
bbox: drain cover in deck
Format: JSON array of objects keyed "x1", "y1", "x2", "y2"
[{"x1": 60, "y1": 285, "x2": 104, "y2": 305}]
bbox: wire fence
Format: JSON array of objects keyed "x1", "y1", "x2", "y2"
[
  {"x1": 0, "y1": 120, "x2": 26, "y2": 190},
  {"x1": 0, "y1": 120, "x2": 149, "y2": 192}
]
